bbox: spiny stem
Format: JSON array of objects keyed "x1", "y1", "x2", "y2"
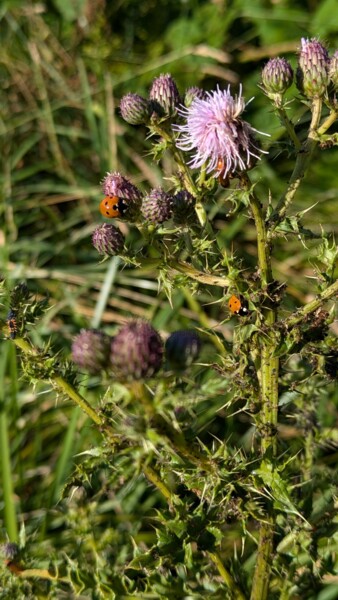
[
  {"x1": 276, "y1": 106, "x2": 301, "y2": 151},
  {"x1": 268, "y1": 98, "x2": 323, "y2": 229},
  {"x1": 208, "y1": 551, "x2": 247, "y2": 600},
  {"x1": 282, "y1": 278, "x2": 338, "y2": 329}
]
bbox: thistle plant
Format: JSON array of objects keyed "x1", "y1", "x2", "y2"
[{"x1": 2, "y1": 38, "x2": 338, "y2": 599}]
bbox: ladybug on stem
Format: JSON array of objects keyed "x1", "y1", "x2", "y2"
[
  {"x1": 99, "y1": 196, "x2": 128, "y2": 219},
  {"x1": 228, "y1": 295, "x2": 249, "y2": 317}
]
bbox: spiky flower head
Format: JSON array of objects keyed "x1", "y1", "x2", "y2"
[
  {"x1": 184, "y1": 86, "x2": 207, "y2": 107},
  {"x1": 120, "y1": 93, "x2": 151, "y2": 125},
  {"x1": 101, "y1": 172, "x2": 142, "y2": 222},
  {"x1": 0, "y1": 542, "x2": 19, "y2": 561},
  {"x1": 172, "y1": 190, "x2": 196, "y2": 225},
  {"x1": 72, "y1": 329, "x2": 111, "y2": 374},
  {"x1": 165, "y1": 330, "x2": 201, "y2": 370},
  {"x1": 149, "y1": 73, "x2": 181, "y2": 117},
  {"x1": 329, "y1": 50, "x2": 338, "y2": 90},
  {"x1": 141, "y1": 188, "x2": 173, "y2": 224},
  {"x1": 261, "y1": 58, "x2": 293, "y2": 101},
  {"x1": 296, "y1": 38, "x2": 329, "y2": 98},
  {"x1": 110, "y1": 320, "x2": 163, "y2": 381},
  {"x1": 173, "y1": 85, "x2": 266, "y2": 178},
  {"x1": 92, "y1": 223, "x2": 124, "y2": 256}
]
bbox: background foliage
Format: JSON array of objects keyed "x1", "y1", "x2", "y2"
[{"x1": 1, "y1": 0, "x2": 337, "y2": 598}]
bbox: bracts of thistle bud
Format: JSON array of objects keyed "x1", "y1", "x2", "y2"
[
  {"x1": 329, "y1": 50, "x2": 338, "y2": 90},
  {"x1": 110, "y1": 320, "x2": 163, "y2": 381},
  {"x1": 149, "y1": 73, "x2": 181, "y2": 117},
  {"x1": 296, "y1": 38, "x2": 330, "y2": 98},
  {"x1": 165, "y1": 330, "x2": 201, "y2": 371},
  {"x1": 261, "y1": 58, "x2": 293, "y2": 103},
  {"x1": 120, "y1": 93, "x2": 151, "y2": 125},
  {"x1": 184, "y1": 86, "x2": 207, "y2": 107},
  {"x1": 101, "y1": 172, "x2": 142, "y2": 222},
  {"x1": 92, "y1": 224, "x2": 125, "y2": 256},
  {"x1": 141, "y1": 188, "x2": 173, "y2": 225},
  {"x1": 72, "y1": 329, "x2": 111, "y2": 374}
]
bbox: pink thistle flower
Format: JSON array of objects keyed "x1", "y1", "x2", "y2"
[{"x1": 173, "y1": 85, "x2": 267, "y2": 178}]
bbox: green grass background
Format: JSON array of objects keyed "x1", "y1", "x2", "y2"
[{"x1": 1, "y1": 0, "x2": 338, "y2": 597}]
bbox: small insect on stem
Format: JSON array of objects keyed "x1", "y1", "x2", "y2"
[
  {"x1": 6, "y1": 309, "x2": 18, "y2": 339},
  {"x1": 228, "y1": 294, "x2": 249, "y2": 316}
]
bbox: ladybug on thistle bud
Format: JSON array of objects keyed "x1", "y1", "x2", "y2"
[
  {"x1": 228, "y1": 295, "x2": 249, "y2": 317},
  {"x1": 99, "y1": 196, "x2": 128, "y2": 219}
]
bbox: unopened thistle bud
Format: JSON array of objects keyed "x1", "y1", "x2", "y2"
[
  {"x1": 329, "y1": 50, "x2": 338, "y2": 90},
  {"x1": 120, "y1": 93, "x2": 150, "y2": 125},
  {"x1": 172, "y1": 190, "x2": 196, "y2": 225},
  {"x1": 110, "y1": 321, "x2": 163, "y2": 381},
  {"x1": 141, "y1": 188, "x2": 173, "y2": 224},
  {"x1": 184, "y1": 86, "x2": 207, "y2": 107},
  {"x1": 261, "y1": 57, "x2": 293, "y2": 101},
  {"x1": 72, "y1": 329, "x2": 111, "y2": 374},
  {"x1": 0, "y1": 542, "x2": 20, "y2": 561},
  {"x1": 92, "y1": 223, "x2": 124, "y2": 256},
  {"x1": 296, "y1": 38, "x2": 329, "y2": 98},
  {"x1": 149, "y1": 73, "x2": 181, "y2": 117},
  {"x1": 101, "y1": 172, "x2": 142, "y2": 222},
  {"x1": 165, "y1": 330, "x2": 201, "y2": 370}
]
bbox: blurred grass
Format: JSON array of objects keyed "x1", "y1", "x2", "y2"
[{"x1": 0, "y1": 0, "x2": 338, "y2": 596}]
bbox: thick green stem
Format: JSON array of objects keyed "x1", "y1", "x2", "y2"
[
  {"x1": 243, "y1": 177, "x2": 279, "y2": 600},
  {"x1": 250, "y1": 520, "x2": 274, "y2": 600}
]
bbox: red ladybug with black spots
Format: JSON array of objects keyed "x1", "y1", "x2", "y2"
[
  {"x1": 99, "y1": 196, "x2": 128, "y2": 219},
  {"x1": 228, "y1": 295, "x2": 249, "y2": 316}
]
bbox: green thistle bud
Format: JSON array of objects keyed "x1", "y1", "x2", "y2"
[
  {"x1": 172, "y1": 190, "x2": 196, "y2": 225},
  {"x1": 329, "y1": 50, "x2": 338, "y2": 90},
  {"x1": 110, "y1": 320, "x2": 163, "y2": 381},
  {"x1": 165, "y1": 330, "x2": 201, "y2": 370},
  {"x1": 296, "y1": 38, "x2": 329, "y2": 98},
  {"x1": 92, "y1": 224, "x2": 124, "y2": 256},
  {"x1": 149, "y1": 73, "x2": 181, "y2": 117},
  {"x1": 141, "y1": 188, "x2": 173, "y2": 224},
  {"x1": 72, "y1": 329, "x2": 111, "y2": 374},
  {"x1": 261, "y1": 58, "x2": 293, "y2": 101},
  {"x1": 120, "y1": 93, "x2": 151, "y2": 125},
  {"x1": 184, "y1": 87, "x2": 207, "y2": 107}
]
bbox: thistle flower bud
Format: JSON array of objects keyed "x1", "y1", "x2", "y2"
[
  {"x1": 102, "y1": 172, "x2": 141, "y2": 202},
  {"x1": 184, "y1": 86, "x2": 207, "y2": 107},
  {"x1": 92, "y1": 224, "x2": 124, "y2": 256},
  {"x1": 149, "y1": 73, "x2": 181, "y2": 117},
  {"x1": 120, "y1": 93, "x2": 151, "y2": 125},
  {"x1": 101, "y1": 172, "x2": 142, "y2": 222},
  {"x1": 110, "y1": 321, "x2": 163, "y2": 381},
  {"x1": 172, "y1": 190, "x2": 196, "y2": 225},
  {"x1": 141, "y1": 188, "x2": 173, "y2": 224},
  {"x1": 296, "y1": 38, "x2": 329, "y2": 98},
  {"x1": 261, "y1": 58, "x2": 293, "y2": 100},
  {"x1": 165, "y1": 330, "x2": 201, "y2": 370},
  {"x1": 329, "y1": 50, "x2": 338, "y2": 90},
  {"x1": 72, "y1": 329, "x2": 111, "y2": 374},
  {"x1": 0, "y1": 542, "x2": 19, "y2": 561}
]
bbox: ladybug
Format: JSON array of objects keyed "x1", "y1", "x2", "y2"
[
  {"x1": 99, "y1": 196, "x2": 128, "y2": 219},
  {"x1": 6, "y1": 310, "x2": 17, "y2": 339},
  {"x1": 228, "y1": 295, "x2": 249, "y2": 316},
  {"x1": 216, "y1": 157, "x2": 231, "y2": 188}
]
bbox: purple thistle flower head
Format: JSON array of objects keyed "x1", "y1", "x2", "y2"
[{"x1": 173, "y1": 85, "x2": 267, "y2": 178}]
